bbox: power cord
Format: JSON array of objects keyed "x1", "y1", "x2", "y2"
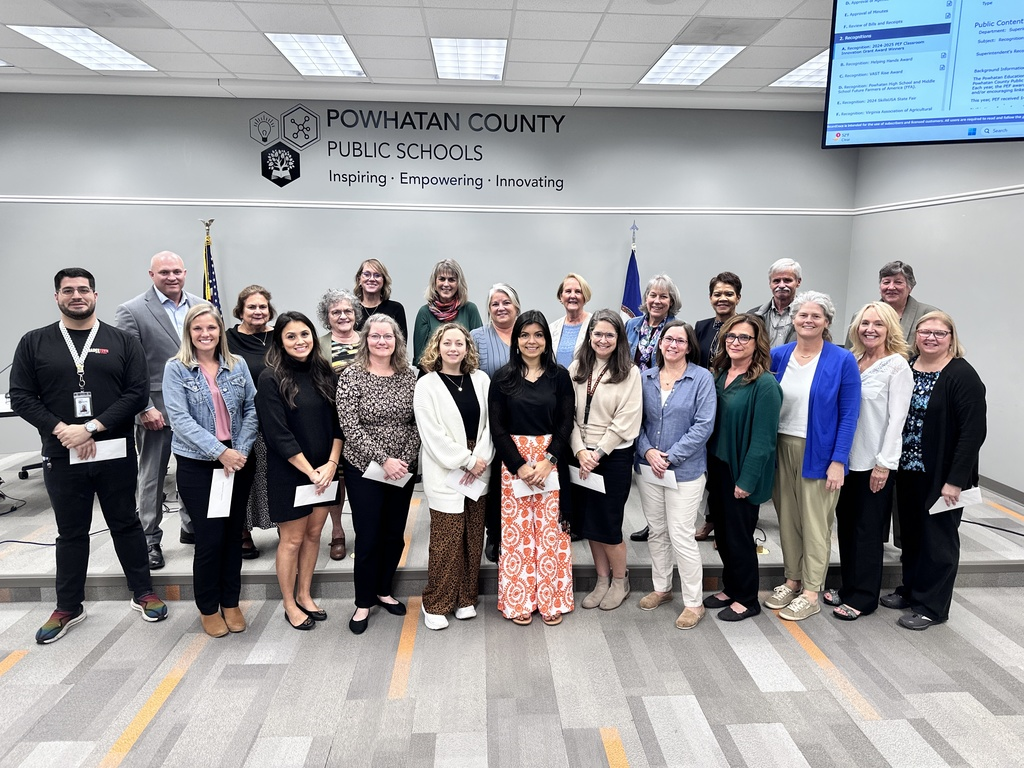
[{"x1": 0, "y1": 528, "x2": 110, "y2": 547}]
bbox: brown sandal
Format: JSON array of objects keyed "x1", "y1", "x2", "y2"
[
  {"x1": 542, "y1": 613, "x2": 563, "y2": 626},
  {"x1": 511, "y1": 613, "x2": 533, "y2": 626}
]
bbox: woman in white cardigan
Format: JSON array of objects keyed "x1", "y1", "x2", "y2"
[
  {"x1": 414, "y1": 323, "x2": 495, "y2": 630},
  {"x1": 549, "y1": 273, "x2": 593, "y2": 368}
]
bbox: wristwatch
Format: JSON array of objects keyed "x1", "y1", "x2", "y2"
[
  {"x1": 544, "y1": 452, "x2": 557, "y2": 465},
  {"x1": 84, "y1": 420, "x2": 98, "y2": 434}
]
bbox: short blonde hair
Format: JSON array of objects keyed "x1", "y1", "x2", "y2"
[
  {"x1": 174, "y1": 305, "x2": 237, "y2": 370},
  {"x1": 848, "y1": 301, "x2": 909, "y2": 360},
  {"x1": 913, "y1": 310, "x2": 966, "y2": 359},
  {"x1": 555, "y1": 273, "x2": 592, "y2": 303},
  {"x1": 419, "y1": 323, "x2": 480, "y2": 374}
]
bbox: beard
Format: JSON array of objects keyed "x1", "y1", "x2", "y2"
[{"x1": 59, "y1": 301, "x2": 95, "y2": 320}]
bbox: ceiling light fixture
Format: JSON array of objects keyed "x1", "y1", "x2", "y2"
[
  {"x1": 640, "y1": 45, "x2": 743, "y2": 86},
  {"x1": 771, "y1": 50, "x2": 829, "y2": 87},
  {"x1": 6, "y1": 26, "x2": 154, "y2": 71},
  {"x1": 431, "y1": 38, "x2": 507, "y2": 81},
  {"x1": 266, "y1": 33, "x2": 365, "y2": 77}
]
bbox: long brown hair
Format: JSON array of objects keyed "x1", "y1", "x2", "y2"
[
  {"x1": 571, "y1": 309, "x2": 632, "y2": 384},
  {"x1": 709, "y1": 314, "x2": 771, "y2": 382},
  {"x1": 265, "y1": 311, "x2": 336, "y2": 408}
]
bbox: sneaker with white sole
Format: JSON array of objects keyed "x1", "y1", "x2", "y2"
[
  {"x1": 131, "y1": 593, "x2": 168, "y2": 622},
  {"x1": 779, "y1": 595, "x2": 821, "y2": 621},
  {"x1": 36, "y1": 606, "x2": 86, "y2": 644},
  {"x1": 764, "y1": 584, "x2": 798, "y2": 610},
  {"x1": 454, "y1": 605, "x2": 476, "y2": 620},
  {"x1": 421, "y1": 603, "x2": 449, "y2": 630}
]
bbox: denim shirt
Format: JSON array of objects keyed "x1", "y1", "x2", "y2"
[
  {"x1": 636, "y1": 364, "x2": 717, "y2": 482},
  {"x1": 163, "y1": 356, "x2": 258, "y2": 461}
]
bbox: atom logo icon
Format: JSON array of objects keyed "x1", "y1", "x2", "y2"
[
  {"x1": 280, "y1": 104, "x2": 320, "y2": 150},
  {"x1": 261, "y1": 141, "x2": 301, "y2": 187}
]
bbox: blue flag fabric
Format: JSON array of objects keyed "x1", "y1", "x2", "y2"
[
  {"x1": 203, "y1": 233, "x2": 222, "y2": 312},
  {"x1": 620, "y1": 246, "x2": 642, "y2": 318}
]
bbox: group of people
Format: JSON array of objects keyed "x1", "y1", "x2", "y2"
[{"x1": 9, "y1": 252, "x2": 985, "y2": 644}]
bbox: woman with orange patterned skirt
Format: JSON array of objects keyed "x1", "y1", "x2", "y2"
[{"x1": 488, "y1": 310, "x2": 575, "y2": 626}]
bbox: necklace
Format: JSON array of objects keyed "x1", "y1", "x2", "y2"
[{"x1": 442, "y1": 372, "x2": 465, "y2": 392}]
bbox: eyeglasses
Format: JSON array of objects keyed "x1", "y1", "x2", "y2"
[
  {"x1": 916, "y1": 329, "x2": 950, "y2": 340},
  {"x1": 58, "y1": 287, "x2": 94, "y2": 296},
  {"x1": 368, "y1": 334, "x2": 395, "y2": 343},
  {"x1": 661, "y1": 336, "x2": 688, "y2": 347},
  {"x1": 592, "y1": 332, "x2": 616, "y2": 340},
  {"x1": 329, "y1": 309, "x2": 355, "y2": 317},
  {"x1": 361, "y1": 271, "x2": 383, "y2": 280},
  {"x1": 724, "y1": 333, "x2": 754, "y2": 344}
]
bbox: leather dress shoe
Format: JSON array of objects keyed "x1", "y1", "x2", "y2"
[
  {"x1": 147, "y1": 543, "x2": 164, "y2": 570},
  {"x1": 630, "y1": 526, "x2": 650, "y2": 542},
  {"x1": 241, "y1": 532, "x2": 260, "y2": 560},
  {"x1": 375, "y1": 597, "x2": 407, "y2": 616},
  {"x1": 880, "y1": 592, "x2": 911, "y2": 609},
  {"x1": 694, "y1": 520, "x2": 714, "y2": 541},
  {"x1": 297, "y1": 602, "x2": 327, "y2": 621},
  {"x1": 180, "y1": 529, "x2": 195, "y2": 545},
  {"x1": 329, "y1": 537, "x2": 347, "y2": 561}
]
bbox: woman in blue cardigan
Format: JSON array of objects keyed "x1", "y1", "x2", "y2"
[{"x1": 767, "y1": 291, "x2": 860, "y2": 622}]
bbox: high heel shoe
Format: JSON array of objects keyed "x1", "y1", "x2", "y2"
[
  {"x1": 285, "y1": 611, "x2": 315, "y2": 631},
  {"x1": 349, "y1": 610, "x2": 369, "y2": 635},
  {"x1": 375, "y1": 597, "x2": 407, "y2": 616}
]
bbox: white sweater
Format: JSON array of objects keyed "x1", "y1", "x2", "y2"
[
  {"x1": 848, "y1": 353, "x2": 914, "y2": 472},
  {"x1": 413, "y1": 371, "x2": 495, "y2": 514}
]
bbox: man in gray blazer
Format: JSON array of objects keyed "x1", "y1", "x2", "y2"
[
  {"x1": 114, "y1": 251, "x2": 207, "y2": 569},
  {"x1": 747, "y1": 258, "x2": 802, "y2": 348}
]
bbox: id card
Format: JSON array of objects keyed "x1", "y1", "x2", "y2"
[{"x1": 73, "y1": 391, "x2": 93, "y2": 417}]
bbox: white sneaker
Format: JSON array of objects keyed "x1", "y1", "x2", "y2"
[
  {"x1": 454, "y1": 605, "x2": 477, "y2": 620},
  {"x1": 421, "y1": 602, "x2": 449, "y2": 630}
]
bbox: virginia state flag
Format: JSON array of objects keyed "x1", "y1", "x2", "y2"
[
  {"x1": 620, "y1": 245, "x2": 642, "y2": 319},
  {"x1": 203, "y1": 232, "x2": 222, "y2": 312}
]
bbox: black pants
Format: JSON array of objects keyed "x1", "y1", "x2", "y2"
[
  {"x1": 896, "y1": 471, "x2": 962, "y2": 622},
  {"x1": 43, "y1": 453, "x2": 152, "y2": 611},
  {"x1": 706, "y1": 455, "x2": 761, "y2": 611},
  {"x1": 834, "y1": 469, "x2": 892, "y2": 614},
  {"x1": 175, "y1": 453, "x2": 253, "y2": 615},
  {"x1": 344, "y1": 461, "x2": 416, "y2": 609},
  {"x1": 483, "y1": 457, "x2": 502, "y2": 546}
]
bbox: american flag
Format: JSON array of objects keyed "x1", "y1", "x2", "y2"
[
  {"x1": 203, "y1": 231, "x2": 222, "y2": 311},
  {"x1": 620, "y1": 243, "x2": 642, "y2": 319}
]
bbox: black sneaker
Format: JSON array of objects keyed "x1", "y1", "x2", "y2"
[
  {"x1": 36, "y1": 606, "x2": 86, "y2": 644},
  {"x1": 148, "y1": 543, "x2": 165, "y2": 570}
]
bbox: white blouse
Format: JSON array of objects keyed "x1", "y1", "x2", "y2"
[{"x1": 848, "y1": 353, "x2": 914, "y2": 472}]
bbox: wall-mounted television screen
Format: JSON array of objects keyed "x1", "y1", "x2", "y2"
[{"x1": 822, "y1": 0, "x2": 1024, "y2": 148}]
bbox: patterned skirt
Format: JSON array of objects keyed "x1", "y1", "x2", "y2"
[
  {"x1": 244, "y1": 433, "x2": 274, "y2": 530},
  {"x1": 497, "y1": 435, "x2": 574, "y2": 620}
]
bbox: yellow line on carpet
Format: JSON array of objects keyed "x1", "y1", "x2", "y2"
[
  {"x1": 388, "y1": 596, "x2": 421, "y2": 700},
  {"x1": 985, "y1": 500, "x2": 1024, "y2": 524},
  {"x1": 397, "y1": 498, "x2": 420, "y2": 569},
  {"x1": 779, "y1": 619, "x2": 880, "y2": 721},
  {"x1": 0, "y1": 650, "x2": 27, "y2": 678},
  {"x1": 98, "y1": 634, "x2": 208, "y2": 768},
  {"x1": 599, "y1": 726, "x2": 629, "y2": 768}
]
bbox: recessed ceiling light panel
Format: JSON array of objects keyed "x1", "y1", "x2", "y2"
[
  {"x1": 431, "y1": 38, "x2": 507, "y2": 81},
  {"x1": 266, "y1": 33, "x2": 365, "y2": 77},
  {"x1": 640, "y1": 45, "x2": 744, "y2": 86},
  {"x1": 771, "y1": 50, "x2": 829, "y2": 88},
  {"x1": 7, "y1": 25, "x2": 154, "y2": 71}
]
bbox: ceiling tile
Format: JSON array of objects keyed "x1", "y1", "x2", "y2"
[
  {"x1": 513, "y1": 11, "x2": 602, "y2": 41},
  {"x1": 582, "y1": 41, "x2": 666, "y2": 66},
  {"x1": 0, "y1": 25, "x2": 47, "y2": 48},
  {"x1": 0, "y1": 0, "x2": 81, "y2": 26},
  {"x1": 325, "y1": 0, "x2": 419, "y2": 7},
  {"x1": 182, "y1": 30, "x2": 278, "y2": 54},
  {"x1": 0, "y1": 48, "x2": 87, "y2": 69},
  {"x1": 333, "y1": 6, "x2": 427, "y2": 36},
  {"x1": 209, "y1": 53, "x2": 295, "y2": 74},
  {"x1": 698, "y1": 0, "x2": 804, "y2": 17},
  {"x1": 141, "y1": 51, "x2": 228, "y2": 72},
  {"x1": 730, "y1": 44, "x2": 823, "y2": 69},
  {"x1": 346, "y1": 34, "x2": 431, "y2": 60},
  {"x1": 755, "y1": 17, "x2": 830, "y2": 46},
  {"x1": 703, "y1": 66, "x2": 787, "y2": 86},
  {"x1": 361, "y1": 57, "x2": 435, "y2": 78},
  {"x1": 370, "y1": 76, "x2": 439, "y2": 84},
  {"x1": 92, "y1": 27, "x2": 201, "y2": 53},
  {"x1": 505, "y1": 61, "x2": 575, "y2": 82},
  {"x1": 790, "y1": 0, "x2": 834, "y2": 19},
  {"x1": 571, "y1": 62, "x2": 648, "y2": 84},
  {"x1": 238, "y1": 3, "x2": 342, "y2": 33},
  {"x1": 423, "y1": 0, "x2": 512, "y2": 8},
  {"x1": 516, "y1": 0, "x2": 605, "y2": 10},
  {"x1": 140, "y1": 1, "x2": 257, "y2": 31},
  {"x1": 506, "y1": 39, "x2": 587, "y2": 63},
  {"x1": 424, "y1": 8, "x2": 511, "y2": 38},
  {"x1": 594, "y1": 14, "x2": 687, "y2": 44},
  {"x1": 604, "y1": 0, "x2": 704, "y2": 14}
]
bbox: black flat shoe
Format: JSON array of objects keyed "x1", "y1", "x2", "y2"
[
  {"x1": 703, "y1": 594, "x2": 733, "y2": 609},
  {"x1": 630, "y1": 526, "x2": 649, "y2": 542},
  {"x1": 717, "y1": 605, "x2": 760, "y2": 622},
  {"x1": 349, "y1": 611, "x2": 369, "y2": 635},
  {"x1": 297, "y1": 602, "x2": 327, "y2": 622},
  {"x1": 484, "y1": 540, "x2": 499, "y2": 563},
  {"x1": 880, "y1": 592, "x2": 911, "y2": 609},
  {"x1": 375, "y1": 598, "x2": 407, "y2": 616},
  {"x1": 285, "y1": 612, "x2": 315, "y2": 631}
]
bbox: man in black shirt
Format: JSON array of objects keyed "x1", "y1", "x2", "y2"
[{"x1": 11, "y1": 267, "x2": 169, "y2": 644}]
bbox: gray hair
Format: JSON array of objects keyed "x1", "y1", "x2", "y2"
[
  {"x1": 768, "y1": 258, "x2": 802, "y2": 281},
  {"x1": 641, "y1": 274, "x2": 682, "y2": 317},
  {"x1": 316, "y1": 288, "x2": 364, "y2": 330},
  {"x1": 485, "y1": 283, "x2": 521, "y2": 322},
  {"x1": 791, "y1": 290, "x2": 835, "y2": 325},
  {"x1": 878, "y1": 260, "x2": 917, "y2": 289}
]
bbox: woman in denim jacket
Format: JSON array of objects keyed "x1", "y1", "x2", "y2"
[{"x1": 164, "y1": 306, "x2": 258, "y2": 638}]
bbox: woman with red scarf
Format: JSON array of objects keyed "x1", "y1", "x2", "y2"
[{"x1": 412, "y1": 259, "x2": 483, "y2": 366}]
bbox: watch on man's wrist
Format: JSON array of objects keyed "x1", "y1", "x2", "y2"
[{"x1": 84, "y1": 420, "x2": 98, "y2": 434}]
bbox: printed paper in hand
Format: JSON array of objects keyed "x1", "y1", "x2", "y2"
[
  {"x1": 929, "y1": 485, "x2": 983, "y2": 515},
  {"x1": 294, "y1": 480, "x2": 340, "y2": 507},
  {"x1": 569, "y1": 465, "x2": 605, "y2": 493},
  {"x1": 511, "y1": 472, "x2": 560, "y2": 498},
  {"x1": 445, "y1": 469, "x2": 488, "y2": 501},
  {"x1": 208, "y1": 470, "x2": 235, "y2": 519},
  {"x1": 364, "y1": 461, "x2": 414, "y2": 487},
  {"x1": 638, "y1": 463, "x2": 678, "y2": 489},
  {"x1": 69, "y1": 438, "x2": 127, "y2": 465}
]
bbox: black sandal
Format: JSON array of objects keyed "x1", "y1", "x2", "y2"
[
  {"x1": 822, "y1": 589, "x2": 843, "y2": 607},
  {"x1": 832, "y1": 604, "x2": 861, "y2": 621}
]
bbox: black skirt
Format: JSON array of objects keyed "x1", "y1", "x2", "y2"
[{"x1": 571, "y1": 446, "x2": 634, "y2": 545}]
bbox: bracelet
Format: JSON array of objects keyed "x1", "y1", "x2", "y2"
[{"x1": 327, "y1": 459, "x2": 338, "y2": 466}]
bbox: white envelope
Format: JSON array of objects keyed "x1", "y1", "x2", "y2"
[
  {"x1": 208, "y1": 470, "x2": 235, "y2": 519},
  {"x1": 294, "y1": 480, "x2": 340, "y2": 507},
  {"x1": 638, "y1": 463, "x2": 678, "y2": 489},
  {"x1": 69, "y1": 437, "x2": 127, "y2": 465},
  {"x1": 364, "y1": 461, "x2": 414, "y2": 487},
  {"x1": 929, "y1": 485, "x2": 983, "y2": 515},
  {"x1": 569, "y1": 465, "x2": 606, "y2": 494},
  {"x1": 444, "y1": 468, "x2": 488, "y2": 501},
  {"x1": 511, "y1": 472, "x2": 560, "y2": 498}
]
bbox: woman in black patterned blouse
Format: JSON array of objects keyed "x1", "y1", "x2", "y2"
[{"x1": 337, "y1": 313, "x2": 420, "y2": 635}]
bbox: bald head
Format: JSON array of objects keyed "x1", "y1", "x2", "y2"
[{"x1": 149, "y1": 251, "x2": 186, "y2": 303}]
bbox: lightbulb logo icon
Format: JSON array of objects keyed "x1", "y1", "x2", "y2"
[{"x1": 249, "y1": 111, "x2": 279, "y2": 144}]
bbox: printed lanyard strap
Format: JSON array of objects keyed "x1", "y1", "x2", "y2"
[{"x1": 60, "y1": 321, "x2": 100, "y2": 390}]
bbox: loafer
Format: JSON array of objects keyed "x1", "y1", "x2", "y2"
[
  {"x1": 375, "y1": 597, "x2": 406, "y2": 616},
  {"x1": 718, "y1": 605, "x2": 760, "y2": 622},
  {"x1": 639, "y1": 591, "x2": 673, "y2": 611},
  {"x1": 179, "y1": 529, "x2": 195, "y2": 545},
  {"x1": 222, "y1": 606, "x2": 246, "y2": 633},
  {"x1": 703, "y1": 593, "x2": 733, "y2": 609},
  {"x1": 297, "y1": 602, "x2": 327, "y2": 622},
  {"x1": 629, "y1": 526, "x2": 650, "y2": 542},
  {"x1": 779, "y1": 595, "x2": 820, "y2": 621},
  {"x1": 240, "y1": 544, "x2": 260, "y2": 560},
  {"x1": 694, "y1": 520, "x2": 714, "y2": 541},
  {"x1": 147, "y1": 543, "x2": 164, "y2": 570},
  {"x1": 287, "y1": 612, "x2": 315, "y2": 631},
  {"x1": 348, "y1": 611, "x2": 368, "y2": 635},
  {"x1": 898, "y1": 612, "x2": 936, "y2": 631},
  {"x1": 764, "y1": 584, "x2": 798, "y2": 610},
  {"x1": 454, "y1": 605, "x2": 477, "y2": 620},
  {"x1": 131, "y1": 592, "x2": 168, "y2": 622},
  {"x1": 880, "y1": 592, "x2": 911, "y2": 609},
  {"x1": 675, "y1": 606, "x2": 705, "y2": 630},
  {"x1": 329, "y1": 537, "x2": 347, "y2": 561},
  {"x1": 201, "y1": 612, "x2": 229, "y2": 638},
  {"x1": 421, "y1": 603, "x2": 449, "y2": 631},
  {"x1": 484, "y1": 540, "x2": 499, "y2": 563},
  {"x1": 36, "y1": 606, "x2": 86, "y2": 644}
]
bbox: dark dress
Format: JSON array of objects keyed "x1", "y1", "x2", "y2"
[
  {"x1": 356, "y1": 298, "x2": 409, "y2": 341},
  {"x1": 256, "y1": 358, "x2": 342, "y2": 523}
]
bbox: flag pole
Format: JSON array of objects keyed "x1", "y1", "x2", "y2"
[{"x1": 200, "y1": 218, "x2": 222, "y2": 311}]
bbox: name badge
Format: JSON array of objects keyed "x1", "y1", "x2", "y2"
[{"x1": 73, "y1": 391, "x2": 93, "y2": 418}]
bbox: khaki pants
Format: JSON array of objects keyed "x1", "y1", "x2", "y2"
[{"x1": 772, "y1": 435, "x2": 839, "y2": 593}]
